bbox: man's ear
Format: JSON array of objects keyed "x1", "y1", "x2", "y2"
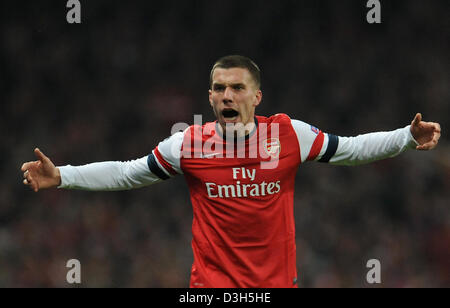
[
  {"x1": 254, "y1": 89, "x2": 262, "y2": 107},
  {"x1": 209, "y1": 89, "x2": 213, "y2": 107}
]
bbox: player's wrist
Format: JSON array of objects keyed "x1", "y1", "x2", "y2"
[
  {"x1": 407, "y1": 125, "x2": 420, "y2": 149},
  {"x1": 54, "y1": 167, "x2": 62, "y2": 187}
]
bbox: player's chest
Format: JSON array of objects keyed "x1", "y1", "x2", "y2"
[{"x1": 181, "y1": 141, "x2": 299, "y2": 184}]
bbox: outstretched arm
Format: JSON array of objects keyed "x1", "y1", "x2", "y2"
[
  {"x1": 291, "y1": 113, "x2": 441, "y2": 166},
  {"x1": 21, "y1": 148, "x2": 162, "y2": 192},
  {"x1": 21, "y1": 131, "x2": 185, "y2": 192},
  {"x1": 329, "y1": 113, "x2": 441, "y2": 166},
  {"x1": 56, "y1": 157, "x2": 162, "y2": 191}
]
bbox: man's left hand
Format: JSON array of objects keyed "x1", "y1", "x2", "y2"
[{"x1": 410, "y1": 113, "x2": 441, "y2": 150}]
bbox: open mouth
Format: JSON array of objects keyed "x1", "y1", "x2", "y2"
[{"x1": 222, "y1": 109, "x2": 239, "y2": 119}]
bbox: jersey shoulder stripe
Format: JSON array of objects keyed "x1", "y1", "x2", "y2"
[
  {"x1": 306, "y1": 131, "x2": 325, "y2": 161},
  {"x1": 289, "y1": 118, "x2": 340, "y2": 163},
  {"x1": 154, "y1": 146, "x2": 178, "y2": 175},
  {"x1": 147, "y1": 131, "x2": 184, "y2": 180},
  {"x1": 290, "y1": 119, "x2": 325, "y2": 163}
]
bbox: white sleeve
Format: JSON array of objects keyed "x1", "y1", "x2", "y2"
[
  {"x1": 291, "y1": 119, "x2": 419, "y2": 165},
  {"x1": 57, "y1": 131, "x2": 185, "y2": 191},
  {"x1": 147, "y1": 131, "x2": 184, "y2": 179},
  {"x1": 291, "y1": 119, "x2": 331, "y2": 163},
  {"x1": 58, "y1": 156, "x2": 161, "y2": 191},
  {"x1": 329, "y1": 125, "x2": 419, "y2": 166}
]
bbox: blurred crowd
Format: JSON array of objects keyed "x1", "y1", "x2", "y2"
[{"x1": 1, "y1": 0, "x2": 449, "y2": 287}]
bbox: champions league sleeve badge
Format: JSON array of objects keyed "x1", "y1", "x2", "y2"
[{"x1": 310, "y1": 125, "x2": 319, "y2": 134}]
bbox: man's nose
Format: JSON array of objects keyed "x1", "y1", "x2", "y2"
[{"x1": 222, "y1": 87, "x2": 233, "y2": 103}]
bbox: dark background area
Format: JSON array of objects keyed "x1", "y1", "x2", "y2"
[{"x1": 1, "y1": 0, "x2": 449, "y2": 287}]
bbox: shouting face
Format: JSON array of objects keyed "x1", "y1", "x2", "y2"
[{"x1": 209, "y1": 67, "x2": 262, "y2": 135}]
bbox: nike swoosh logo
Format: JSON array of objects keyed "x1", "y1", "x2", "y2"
[{"x1": 202, "y1": 152, "x2": 222, "y2": 158}]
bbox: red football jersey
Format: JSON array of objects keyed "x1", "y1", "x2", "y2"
[
  {"x1": 148, "y1": 113, "x2": 336, "y2": 287},
  {"x1": 59, "y1": 112, "x2": 417, "y2": 286}
]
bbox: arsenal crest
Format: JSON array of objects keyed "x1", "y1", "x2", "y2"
[{"x1": 263, "y1": 138, "x2": 281, "y2": 158}]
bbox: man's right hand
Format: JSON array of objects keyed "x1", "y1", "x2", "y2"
[{"x1": 21, "y1": 148, "x2": 61, "y2": 192}]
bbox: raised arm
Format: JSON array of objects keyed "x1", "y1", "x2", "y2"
[
  {"x1": 329, "y1": 113, "x2": 441, "y2": 166},
  {"x1": 21, "y1": 148, "x2": 162, "y2": 192},
  {"x1": 291, "y1": 113, "x2": 441, "y2": 166},
  {"x1": 21, "y1": 131, "x2": 186, "y2": 192}
]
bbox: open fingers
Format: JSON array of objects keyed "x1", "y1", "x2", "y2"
[
  {"x1": 22, "y1": 169, "x2": 39, "y2": 192},
  {"x1": 416, "y1": 133, "x2": 440, "y2": 150},
  {"x1": 23, "y1": 176, "x2": 39, "y2": 192},
  {"x1": 21, "y1": 161, "x2": 35, "y2": 172},
  {"x1": 23, "y1": 169, "x2": 33, "y2": 181},
  {"x1": 21, "y1": 148, "x2": 48, "y2": 172},
  {"x1": 23, "y1": 170, "x2": 32, "y2": 183},
  {"x1": 34, "y1": 148, "x2": 49, "y2": 163}
]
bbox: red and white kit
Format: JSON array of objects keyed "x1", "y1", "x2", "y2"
[{"x1": 58, "y1": 113, "x2": 417, "y2": 287}]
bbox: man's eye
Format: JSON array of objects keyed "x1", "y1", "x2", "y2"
[
  {"x1": 233, "y1": 85, "x2": 243, "y2": 90},
  {"x1": 214, "y1": 86, "x2": 225, "y2": 91}
]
